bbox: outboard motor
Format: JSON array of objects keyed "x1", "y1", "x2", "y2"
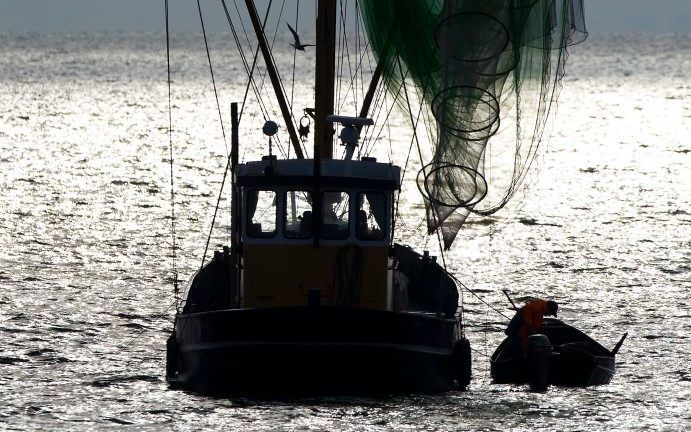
[{"x1": 527, "y1": 334, "x2": 552, "y2": 392}]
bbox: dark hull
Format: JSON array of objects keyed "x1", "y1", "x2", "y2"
[
  {"x1": 490, "y1": 319, "x2": 616, "y2": 387},
  {"x1": 167, "y1": 306, "x2": 470, "y2": 396}
]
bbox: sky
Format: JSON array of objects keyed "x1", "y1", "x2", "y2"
[{"x1": 0, "y1": 0, "x2": 690, "y2": 33}]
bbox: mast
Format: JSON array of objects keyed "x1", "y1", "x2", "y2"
[
  {"x1": 230, "y1": 102, "x2": 240, "y2": 306},
  {"x1": 314, "y1": 0, "x2": 337, "y2": 160},
  {"x1": 244, "y1": 0, "x2": 304, "y2": 159},
  {"x1": 311, "y1": 0, "x2": 336, "y2": 247}
]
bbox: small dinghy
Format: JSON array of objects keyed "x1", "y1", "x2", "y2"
[{"x1": 491, "y1": 318, "x2": 626, "y2": 388}]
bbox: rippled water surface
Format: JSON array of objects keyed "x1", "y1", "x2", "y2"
[{"x1": 1, "y1": 32, "x2": 689, "y2": 430}]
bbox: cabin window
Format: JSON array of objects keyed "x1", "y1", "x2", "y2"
[
  {"x1": 356, "y1": 192, "x2": 387, "y2": 240},
  {"x1": 321, "y1": 191, "x2": 349, "y2": 239},
  {"x1": 246, "y1": 189, "x2": 276, "y2": 238},
  {"x1": 284, "y1": 190, "x2": 313, "y2": 239}
]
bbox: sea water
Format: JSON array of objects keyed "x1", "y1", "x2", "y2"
[{"x1": 0, "y1": 31, "x2": 689, "y2": 430}]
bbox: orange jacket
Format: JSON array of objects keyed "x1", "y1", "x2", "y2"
[{"x1": 517, "y1": 299, "x2": 550, "y2": 347}]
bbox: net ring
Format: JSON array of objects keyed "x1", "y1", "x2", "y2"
[
  {"x1": 431, "y1": 85, "x2": 500, "y2": 142},
  {"x1": 435, "y1": 12, "x2": 510, "y2": 63},
  {"x1": 416, "y1": 162, "x2": 488, "y2": 208}
]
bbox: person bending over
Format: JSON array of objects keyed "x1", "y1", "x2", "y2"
[{"x1": 505, "y1": 299, "x2": 558, "y2": 357}]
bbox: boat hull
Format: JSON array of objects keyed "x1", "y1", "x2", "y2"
[
  {"x1": 490, "y1": 319, "x2": 616, "y2": 387},
  {"x1": 168, "y1": 306, "x2": 469, "y2": 396}
]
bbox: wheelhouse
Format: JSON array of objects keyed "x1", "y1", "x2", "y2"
[{"x1": 235, "y1": 157, "x2": 400, "y2": 310}]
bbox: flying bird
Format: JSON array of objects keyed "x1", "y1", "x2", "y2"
[{"x1": 287, "y1": 23, "x2": 315, "y2": 51}]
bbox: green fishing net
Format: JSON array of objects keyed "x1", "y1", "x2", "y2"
[{"x1": 360, "y1": 0, "x2": 587, "y2": 249}]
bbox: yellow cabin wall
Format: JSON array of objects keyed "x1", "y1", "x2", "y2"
[{"x1": 242, "y1": 244, "x2": 390, "y2": 309}]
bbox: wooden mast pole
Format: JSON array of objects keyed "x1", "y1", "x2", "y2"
[
  {"x1": 312, "y1": 0, "x2": 337, "y2": 248},
  {"x1": 230, "y1": 102, "x2": 240, "y2": 306},
  {"x1": 314, "y1": 0, "x2": 337, "y2": 160},
  {"x1": 244, "y1": 0, "x2": 304, "y2": 159}
]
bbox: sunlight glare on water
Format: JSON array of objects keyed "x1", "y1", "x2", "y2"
[{"x1": 0, "y1": 31, "x2": 689, "y2": 430}]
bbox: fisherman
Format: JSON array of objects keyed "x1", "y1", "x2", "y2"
[{"x1": 505, "y1": 299, "x2": 559, "y2": 357}]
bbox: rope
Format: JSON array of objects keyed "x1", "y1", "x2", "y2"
[
  {"x1": 338, "y1": 0, "x2": 355, "y2": 114},
  {"x1": 449, "y1": 274, "x2": 511, "y2": 321},
  {"x1": 470, "y1": 345, "x2": 491, "y2": 358},
  {"x1": 332, "y1": 245, "x2": 364, "y2": 307},
  {"x1": 395, "y1": 57, "x2": 449, "y2": 319},
  {"x1": 164, "y1": 0, "x2": 179, "y2": 307},
  {"x1": 337, "y1": 2, "x2": 373, "y2": 116},
  {"x1": 233, "y1": 0, "x2": 255, "y2": 53},
  {"x1": 196, "y1": 0, "x2": 228, "y2": 156},
  {"x1": 121, "y1": 300, "x2": 178, "y2": 351},
  {"x1": 362, "y1": 71, "x2": 406, "y2": 157},
  {"x1": 336, "y1": 38, "x2": 372, "y2": 114},
  {"x1": 335, "y1": 0, "x2": 343, "y2": 111},
  {"x1": 221, "y1": 0, "x2": 270, "y2": 121},
  {"x1": 392, "y1": 80, "x2": 426, "y2": 245},
  {"x1": 263, "y1": 0, "x2": 292, "y2": 159},
  {"x1": 197, "y1": 0, "x2": 233, "y2": 269},
  {"x1": 356, "y1": 1, "x2": 364, "y2": 110},
  {"x1": 236, "y1": 0, "x2": 295, "y2": 159},
  {"x1": 392, "y1": 57, "x2": 510, "y2": 332}
]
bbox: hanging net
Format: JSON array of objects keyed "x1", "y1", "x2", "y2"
[{"x1": 360, "y1": 0, "x2": 587, "y2": 249}]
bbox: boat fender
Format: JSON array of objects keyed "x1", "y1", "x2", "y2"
[
  {"x1": 527, "y1": 334, "x2": 552, "y2": 392},
  {"x1": 453, "y1": 338, "x2": 472, "y2": 390},
  {"x1": 166, "y1": 334, "x2": 180, "y2": 378}
]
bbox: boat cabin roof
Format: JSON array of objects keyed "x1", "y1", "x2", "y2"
[{"x1": 236, "y1": 157, "x2": 401, "y2": 190}]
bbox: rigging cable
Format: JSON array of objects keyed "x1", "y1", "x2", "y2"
[
  {"x1": 196, "y1": 0, "x2": 228, "y2": 155},
  {"x1": 223, "y1": 0, "x2": 290, "y2": 162},
  {"x1": 335, "y1": 1, "x2": 343, "y2": 111},
  {"x1": 245, "y1": 0, "x2": 304, "y2": 158},
  {"x1": 393, "y1": 58, "x2": 509, "y2": 329},
  {"x1": 392, "y1": 78, "x2": 428, "y2": 245},
  {"x1": 263, "y1": 0, "x2": 293, "y2": 158},
  {"x1": 227, "y1": 0, "x2": 292, "y2": 161},
  {"x1": 339, "y1": 1, "x2": 356, "y2": 114},
  {"x1": 221, "y1": 0, "x2": 271, "y2": 121},
  {"x1": 121, "y1": 300, "x2": 178, "y2": 351},
  {"x1": 395, "y1": 56, "x2": 453, "y2": 322},
  {"x1": 233, "y1": 0, "x2": 256, "y2": 55},
  {"x1": 335, "y1": 28, "x2": 372, "y2": 114},
  {"x1": 364, "y1": 55, "x2": 405, "y2": 153},
  {"x1": 368, "y1": 22, "x2": 510, "y2": 329},
  {"x1": 239, "y1": 0, "x2": 292, "y2": 158},
  {"x1": 335, "y1": 0, "x2": 347, "y2": 113},
  {"x1": 197, "y1": 0, "x2": 233, "y2": 269},
  {"x1": 363, "y1": 71, "x2": 407, "y2": 157},
  {"x1": 449, "y1": 274, "x2": 510, "y2": 321},
  {"x1": 164, "y1": 0, "x2": 179, "y2": 309},
  {"x1": 201, "y1": 0, "x2": 289, "y2": 270},
  {"x1": 356, "y1": 0, "x2": 363, "y2": 111}
]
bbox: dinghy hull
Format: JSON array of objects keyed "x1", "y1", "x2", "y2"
[{"x1": 490, "y1": 318, "x2": 616, "y2": 387}]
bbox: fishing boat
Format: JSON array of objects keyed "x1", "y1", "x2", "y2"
[
  {"x1": 163, "y1": 0, "x2": 587, "y2": 396},
  {"x1": 490, "y1": 318, "x2": 627, "y2": 387},
  {"x1": 165, "y1": 151, "x2": 469, "y2": 395}
]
